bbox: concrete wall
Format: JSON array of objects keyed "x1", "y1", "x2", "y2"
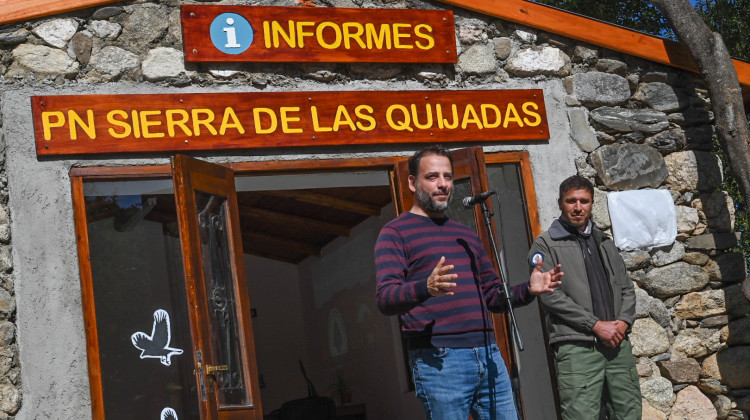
[{"x1": 0, "y1": 0, "x2": 747, "y2": 419}]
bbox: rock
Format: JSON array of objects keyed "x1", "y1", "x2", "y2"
[
  {"x1": 724, "y1": 317, "x2": 750, "y2": 346},
  {"x1": 590, "y1": 107, "x2": 669, "y2": 133},
  {"x1": 572, "y1": 45, "x2": 598, "y2": 64},
  {"x1": 683, "y1": 125, "x2": 715, "y2": 151},
  {"x1": 0, "y1": 28, "x2": 29, "y2": 46},
  {"x1": 117, "y1": 5, "x2": 169, "y2": 53},
  {"x1": 514, "y1": 29, "x2": 537, "y2": 44},
  {"x1": 683, "y1": 252, "x2": 709, "y2": 266},
  {"x1": 668, "y1": 385, "x2": 717, "y2": 420},
  {"x1": 590, "y1": 143, "x2": 668, "y2": 190},
  {"x1": 674, "y1": 290, "x2": 726, "y2": 319},
  {"x1": 676, "y1": 206, "x2": 700, "y2": 236},
  {"x1": 622, "y1": 250, "x2": 651, "y2": 271},
  {"x1": 702, "y1": 347, "x2": 750, "y2": 388},
  {"x1": 637, "y1": 357, "x2": 657, "y2": 377},
  {"x1": 92, "y1": 6, "x2": 124, "y2": 20},
  {"x1": 70, "y1": 32, "x2": 93, "y2": 67},
  {"x1": 665, "y1": 151, "x2": 723, "y2": 193},
  {"x1": 595, "y1": 58, "x2": 627, "y2": 76},
  {"x1": 142, "y1": 47, "x2": 189, "y2": 81},
  {"x1": 350, "y1": 63, "x2": 403, "y2": 79},
  {"x1": 674, "y1": 328, "x2": 722, "y2": 358},
  {"x1": 643, "y1": 262, "x2": 709, "y2": 298},
  {"x1": 651, "y1": 242, "x2": 686, "y2": 267},
  {"x1": 0, "y1": 288, "x2": 13, "y2": 319},
  {"x1": 693, "y1": 191, "x2": 735, "y2": 233},
  {"x1": 567, "y1": 108, "x2": 599, "y2": 152},
  {"x1": 506, "y1": 46, "x2": 570, "y2": 77},
  {"x1": 591, "y1": 188, "x2": 611, "y2": 229},
  {"x1": 493, "y1": 37, "x2": 512, "y2": 60},
  {"x1": 725, "y1": 284, "x2": 750, "y2": 319},
  {"x1": 631, "y1": 317, "x2": 670, "y2": 357},
  {"x1": 0, "y1": 322, "x2": 14, "y2": 347},
  {"x1": 457, "y1": 43, "x2": 497, "y2": 75},
  {"x1": 563, "y1": 73, "x2": 630, "y2": 107},
  {"x1": 702, "y1": 315, "x2": 729, "y2": 328},
  {"x1": 32, "y1": 18, "x2": 78, "y2": 49},
  {"x1": 0, "y1": 383, "x2": 20, "y2": 415},
  {"x1": 11, "y1": 44, "x2": 79, "y2": 77},
  {"x1": 686, "y1": 233, "x2": 738, "y2": 252},
  {"x1": 457, "y1": 19, "x2": 487, "y2": 44},
  {"x1": 658, "y1": 359, "x2": 701, "y2": 384},
  {"x1": 634, "y1": 82, "x2": 688, "y2": 113},
  {"x1": 714, "y1": 394, "x2": 733, "y2": 420},
  {"x1": 643, "y1": 400, "x2": 668, "y2": 420},
  {"x1": 645, "y1": 129, "x2": 687, "y2": 154},
  {"x1": 636, "y1": 287, "x2": 653, "y2": 318},
  {"x1": 704, "y1": 253, "x2": 747, "y2": 283},
  {"x1": 641, "y1": 376, "x2": 677, "y2": 411},
  {"x1": 698, "y1": 378, "x2": 727, "y2": 395},
  {"x1": 91, "y1": 46, "x2": 138, "y2": 79},
  {"x1": 89, "y1": 20, "x2": 121, "y2": 40},
  {"x1": 736, "y1": 395, "x2": 750, "y2": 413}
]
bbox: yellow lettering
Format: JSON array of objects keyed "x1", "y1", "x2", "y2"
[
  {"x1": 503, "y1": 103, "x2": 523, "y2": 128},
  {"x1": 411, "y1": 104, "x2": 433, "y2": 129},
  {"x1": 332, "y1": 105, "x2": 356, "y2": 131},
  {"x1": 296, "y1": 21, "x2": 315, "y2": 48},
  {"x1": 192, "y1": 109, "x2": 218, "y2": 136},
  {"x1": 41, "y1": 111, "x2": 65, "y2": 140},
  {"x1": 354, "y1": 105, "x2": 376, "y2": 131},
  {"x1": 220, "y1": 107, "x2": 245, "y2": 135},
  {"x1": 386, "y1": 105, "x2": 413, "y2": 131},
  {"x1": 271, "y1": 20, "x2": 296, "y2": 48},
  {"x1": 480, "y1": 104, "x2": 502, "y2": 129},
  {"x1": 310, "y1": 106, "x2": 332, "y2": 132},
  {"x1": 317, "y1": 22, "x2": 342, "y2": 49},
  {"x1": 140, "y1": 110, "x2": 164, "y2": 138},
  {"x1": 264, "y1": 21, "x2": 271, "y2": 48},
  {"x1": 107, "y1": 110, "x2": 131, "y2": 138},
  {"x1": 343, "y1": 22, "x2": 365, "y2": 49},
  {"x1": 365, "y1": 23, "x2": 391, "y2": 49},
  {"x1": 131, "y1": 110, "x2": 141, "y2": 138},
  {"x1": 461, "y1": 105, "x2": 483, "y2": 129},
  {"x1": 522, "y1": 102, "x2": 542, "y2": 126},
  {"x1": 166, "y1": 109, "x2": 192, "y2": 137},
  {"x1": 414, "y1": 24, "x2": 435, "y2": 50},
  {"x1": 68, "y1": 110, "x2": 96, "y2": 140},
  {"x1": 254, "y1": 108, "x2": 278, "y2": 134},
  {"x1": 393, "y1": 23, "x2": 413, "y2": 49},
  {"x1": 437, "y1": 104, "x2": 459, "y2": 129},
  {"x1": 279, "y1": 107, "x2": 303, "y2": 134}
]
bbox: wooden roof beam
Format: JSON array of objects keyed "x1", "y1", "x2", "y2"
[
  {"x1": 437, "y1": 0, "x2": 750, "y2": 88},
  {"x1": 238, "y1": 204, "x2": 351, "y2": 237},
  {"x1": 241, "y1": 231, "x2": 321, "y2": 257},
  {"x1": 261, "y1": 190, "x2": 382, "y2": 217}
]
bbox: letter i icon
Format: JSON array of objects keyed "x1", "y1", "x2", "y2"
[{"x1": 224, "y1": 18, "x2": 241, "y2": 48}]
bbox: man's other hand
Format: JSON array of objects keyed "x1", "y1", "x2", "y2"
[
  {"x1": 528, "y1": 259, "x2": 563, "y2": 295},
  {"x1": 427, "y1": 256, "x2": 458, "y2": 297},
  {"x1": 592, "y1": 320, "x2": 624, "y2": 348}
]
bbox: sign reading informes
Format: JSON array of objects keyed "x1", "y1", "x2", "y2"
[
  {"x1": 181, "y1": 5, "x2": 457, "y2": 63},
  {"x1": 32, "y1": 90, "x2": 548, "y2": 156}
]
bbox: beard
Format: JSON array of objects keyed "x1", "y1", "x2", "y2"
[{"x1": 415, "y1": 185, "x2": 450, "y2": 213}]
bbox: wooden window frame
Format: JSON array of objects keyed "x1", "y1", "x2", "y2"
[{"x1": 71, "y1": 151, "x2": 541, "y2": 419}]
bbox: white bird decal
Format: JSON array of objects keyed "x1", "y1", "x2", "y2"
[
  {"x1": 161, "y1": 407, "x2": 178, "y2": 420},
  {"x1": 131, "y1": 309, "x2": 183, "y2": 366}
]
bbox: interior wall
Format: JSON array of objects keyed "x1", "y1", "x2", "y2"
[{"x1": 297, "y1": 204, "x2": 425, "y2": 420}]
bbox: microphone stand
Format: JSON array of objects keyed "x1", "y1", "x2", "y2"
[{"x1": 477, "y1": 198, "x2": 525, "y2": 420}]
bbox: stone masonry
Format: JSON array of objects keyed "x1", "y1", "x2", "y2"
[{"x1": 0, "y1": 0, "x2": 748, "y2": 419}]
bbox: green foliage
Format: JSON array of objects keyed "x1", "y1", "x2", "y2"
[{"x1": 695, "y1": 0, "x2": 750, "y2": 61}]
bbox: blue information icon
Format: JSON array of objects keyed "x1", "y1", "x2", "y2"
[{"x1": 209, "y1": 13, "x2": 253, "y2": 55}]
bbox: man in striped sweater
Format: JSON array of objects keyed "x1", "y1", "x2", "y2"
[{"x1": 375, "y1": 146, "x2": 562, "y2": 420}]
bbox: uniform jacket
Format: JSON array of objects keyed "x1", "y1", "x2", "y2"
[{"x1": 528, "y1": 219, "x2": 636, "y2": 345}]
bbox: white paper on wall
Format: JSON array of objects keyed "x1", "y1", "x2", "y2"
[{"x1": 607, "y1": 189, "x2": 677, "y2": 251}]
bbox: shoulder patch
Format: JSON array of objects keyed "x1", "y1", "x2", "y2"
[{"x1": 529, "y1": 252, "x2": 544, "y2": 268}]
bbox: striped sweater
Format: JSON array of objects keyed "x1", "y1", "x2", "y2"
[{"x1": 375, "y1": 211, "x2": 533, "y2": 348}]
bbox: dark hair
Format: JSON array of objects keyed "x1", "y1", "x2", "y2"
[
  {"x1": 408, "y1": 145, "x2": 454, "y2": 176},
  {"x1": 558, "y1": 175, "x2": 594, "y2": 200}
]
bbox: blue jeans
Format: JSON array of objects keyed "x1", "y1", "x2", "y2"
[{"x1": 409, "y1": 344, "x2": 518, "y2": 420}]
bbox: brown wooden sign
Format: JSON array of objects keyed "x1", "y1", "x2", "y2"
[
  {"x1": 181, "y1": 5, "x2": 457, "y2": 63},
  {"x1": 32, "y1": 90, "x2": 548, "y2": 156}
]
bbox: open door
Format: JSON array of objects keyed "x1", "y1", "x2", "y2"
[
  {"x1": 390, "y1": 146, "x2": 520, "y2": 404},
  {"x1": 172, "y1": 155, "x2": 263, "y2": 420}
]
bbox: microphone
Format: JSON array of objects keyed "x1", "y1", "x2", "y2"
[{"x1": 462, "y1": 191, "x2": 496, "y2": 208}]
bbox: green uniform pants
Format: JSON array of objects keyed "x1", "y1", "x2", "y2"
[{"x1": 554, "y1": 339, "x2": 642, "y2": 420}]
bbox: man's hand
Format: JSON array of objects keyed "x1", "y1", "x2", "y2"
[
  {"x1": 592, "y1": 320, "x2": 624, "y2": 348},
  {"x1": 528, "y1": 258, "x2": 563, "y2": 295},
  {"x1": 427, "y1": 256, "x2": 458, "y2": 297}
]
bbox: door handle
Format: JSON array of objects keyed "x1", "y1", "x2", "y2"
[{"x1": 206, "y1": 364, "x2": 229, "y2": 375}]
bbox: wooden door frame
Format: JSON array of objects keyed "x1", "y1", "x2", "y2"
[{"x1": 70, "y1": 150, "x2": 542, "y2": 419}]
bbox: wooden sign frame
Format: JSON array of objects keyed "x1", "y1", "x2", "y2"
[
  {"x1": 32, "y1": 90, "x2": 548, "y2": 156},
  {"x1": 181, "y1": 5, "x2": 457, "y2": 63}
]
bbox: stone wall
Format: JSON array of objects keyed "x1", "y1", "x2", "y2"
[{"x1": 0, "y1": 0, "x2": 747, "y2": 419}]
